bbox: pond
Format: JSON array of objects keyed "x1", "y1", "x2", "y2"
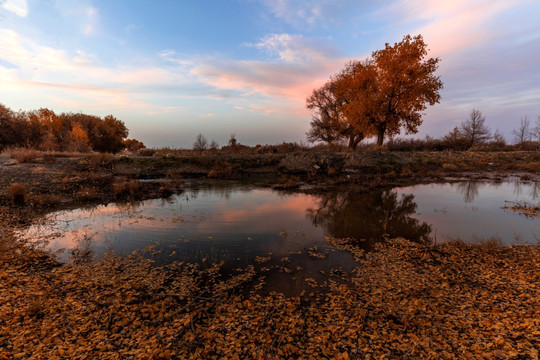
[{"x1": 22, "y1": 179, "x2": 539, "y2": 268}]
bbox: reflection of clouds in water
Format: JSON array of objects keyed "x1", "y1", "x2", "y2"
[
  {"x1": 23, "y1": 188, "x2": 323, "y2": 260},
  {"x1": 21, "y1": 180, "x2": 540, "y2": 262},
  {"x1": 217, "y1": 195, "x2": 318, "y2": 223}
]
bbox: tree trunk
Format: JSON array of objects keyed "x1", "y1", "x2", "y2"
[
  {"x1": 348, "y1": 133, "x2": 364, "y2": 150},
  {"x1": 376, "y1": 127, "x2": 385, "y2": 146}
]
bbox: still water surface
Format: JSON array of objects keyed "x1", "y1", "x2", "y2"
[{"x1": 22, "y1": 180, "x2": 540, "y2": 266}]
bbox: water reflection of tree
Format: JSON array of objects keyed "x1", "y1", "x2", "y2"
[
  {"x1": 306, "y1": 190, "x2": 432, "y2": 247},
  {"x1": 530, "y1": 182, "x2": 540, "y2": 201},
  {"x1": 455, "y1": 181, "x2": 479, "y2": 203}
]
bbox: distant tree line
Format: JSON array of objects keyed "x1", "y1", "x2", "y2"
[
  {"x1": 384, "y1": 109, "x2": 540, "y2": 152},
  {"x1": 0, "y1": 104, "x2": 144, "y2": 153}
]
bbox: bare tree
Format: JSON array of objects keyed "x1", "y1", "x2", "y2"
[
  {"x1": 512, "y1": 116, "x2": 530, "y2": 144},
  {"x1": 209, "y1": 140, "x2": 219, "y2": 151},
  {"x1": 193, "y1": 133, "x2": 208, "y2": 151},
  {"x1": 492, "y1": 129, "x2": 506, "y2": 148},
  {"x1": 533, "y1": 116, "x2": 540, "y2": 142},
  {"x1": 228, "y1": 134, "x2": 237, "y2": 147},
  {"x1": 460, "y1": 109, "x2": 491, "y2": 148}
]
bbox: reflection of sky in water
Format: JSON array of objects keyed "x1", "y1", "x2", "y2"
[
  {"x1": 23, "y1": 187, "x2": 335, "y2": 265},
  {"x1": 396, "y1": 181, "x2": 540, "y2": 244},
  {"x1": 21, "y1": 181, "x2": 540, "y2": 264}
]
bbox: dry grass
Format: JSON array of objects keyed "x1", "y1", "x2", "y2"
[{"x1": 8, "y1": 148, "x2": 41, "y2": 163}]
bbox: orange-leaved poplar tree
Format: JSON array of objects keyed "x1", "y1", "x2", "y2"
[
  {"x1": 369, "y1": 34, "x2": 443, "y2": 145},
  {"x1": 307, "y1": 34, "x2": 443, "y2": 147}
]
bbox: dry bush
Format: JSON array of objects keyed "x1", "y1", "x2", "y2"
[
  {"x1": 273, "y1": 175, "x2": 302, "y2": 190},
  {"x1": 327, "y1": 168, "x2": 338, "y2": 176},
  {"x1": 8, "y1": 183, "x2": 27, "y2": 204},
  {"x1": 31, "y1": 194, "x2": 62, "y2": 208},
  {"x1": 138, "y1": 148, "x2": 156, "y2": 156},
  {"x1": 81, "y1": 172, "x2": 112, "y2": 186},
  {"x1": 87, "y1": 153, "x2": 116, "y2": 168},
  {"x1": 9, "y1": 148, "x2": 41, "y2": 163},
  {"x1": 42, "y1": 154, "x2": 57, "y2": 164},
  {"x1": 400, "y1": 166, "x2": 412, "y2": 177},
  {"x1": 159, "y1": 181, "x2": 181, "y2": 197},
  {"x1": 76, "y1": 187, "x2": 100, "y2": 201},
  {"x1": 441, "y1": 163, "x2": 458, "y2": 171},
  {"x1": 113, "y1": 164, "x2": 138, "y2": 177},
  {"x1": 521, "y1": 162, "x2": 540, "y2": 173},
  {"x1": 113, "y1": 180, "x2": 142, "y2": 199},
  {"x1": 471, "y1": 235, "x2": 503, "y2": 249},
  {"x1": 207, "y1": 161, "x2": 234, "y2": 178},
  {"x1": 512, "y1": 141, "x2": 539, "y2": 151},
  {"x1": 386, "y1": 138, "x2": 444, "y2": 152}
]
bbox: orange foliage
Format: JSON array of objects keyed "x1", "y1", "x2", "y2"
[
  {"x1": 307, "y1": 34, "x2": 443, "y2": 147},
  {"x1": 68, "y1": 123, "x2": 91, "y2": 152}
]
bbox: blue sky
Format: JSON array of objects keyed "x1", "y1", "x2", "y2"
[{"x1": 1, "y1": 0, "x2": 539, "y2": 147}]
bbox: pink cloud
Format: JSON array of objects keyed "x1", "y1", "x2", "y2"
[
  {"x1": 191, "y1": 57, "x2": 343, "y2": 107},
  {"x1": 189, "y1": 33, "x2": 346, "y2": 113},
  {"x1": 380, "y1": 0, "x2": 528, "y2": 56}
]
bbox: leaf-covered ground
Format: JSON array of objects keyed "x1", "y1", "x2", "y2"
[{"x1": 1, "y1": 231, "x2": 538, "y2": 359}]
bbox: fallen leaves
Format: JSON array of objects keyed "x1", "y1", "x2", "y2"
[{"x1": 1, "y1": 232, "x2": 539, "y2": 359}]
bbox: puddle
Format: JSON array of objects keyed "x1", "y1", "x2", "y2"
[
  {"x1": 21, "y1": 180, "x2": 539, "y2": 266},
  {"x1": 396, "y1": 180, "x2": 540, "y2": 244}
]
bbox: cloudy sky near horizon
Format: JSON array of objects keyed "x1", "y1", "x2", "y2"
[{"x1": 1, "y1": 0, "x2": 539, "y2": 147}]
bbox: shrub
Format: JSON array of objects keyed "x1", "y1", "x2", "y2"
[
  {"x1": 441, "y1": 163, "x2": 458, "y2": 171},
  {"x1": 76, "y1": 187, "x2": 100, "y2": 201},
  {"x1": 207, "y1": 161, "x2": 234, "y2": 178},
  {"x1": 88, "y1": 153, "x2": 116, "y2": 168},
  {"x1": 113, "y1": 180, "x2": 142, "y2": 199},
  {"x1": 9, "y1": 148, "x2": 41, "y2": 163},
  {"x1": 8, "y1": 183, "x2": 27, "y2": 205},
  {"x1": 31, "y1": 193, "x2": 62, "y2": 208},
  {"x1": 43, "y1": 154, "x2": 57, "y2": 164},
  {"x1": 138, "y1": 148, "x2": 156, "y2": 156}
]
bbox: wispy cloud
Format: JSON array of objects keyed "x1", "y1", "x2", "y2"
[
  {"x1": 81, "y1": 6, "x2": 99, "y2": 36},
  {"x1": 379, "y1": 0, "x2": 532, "y2": 56},
  {"x1": 1, "y1": 0, "x2": 28, "y2": 17},
  {"x1": 247, "y1": 33, "x2": 337, "y2": 63},
  {"x1": 260, "y1": 0, "x2": 361, "y2": 29},
  {"x1": 0, "y1": 28, "x2": 196, "y2": 114},
  {"x1": 369, "y1": 0, "x2": 540, "y2": 137}
]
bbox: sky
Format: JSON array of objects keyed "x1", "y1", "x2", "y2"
[{"x1": 1, "y1": 0, "x2": 539, "y2": 147}]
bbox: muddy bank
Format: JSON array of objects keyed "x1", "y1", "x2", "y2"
[
  {"x1": 108, "y1": 150, "x2": 540, "y2": 179},
  {"x1": 1, "y1": 151, "x2": 540, "y2": 227}
]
